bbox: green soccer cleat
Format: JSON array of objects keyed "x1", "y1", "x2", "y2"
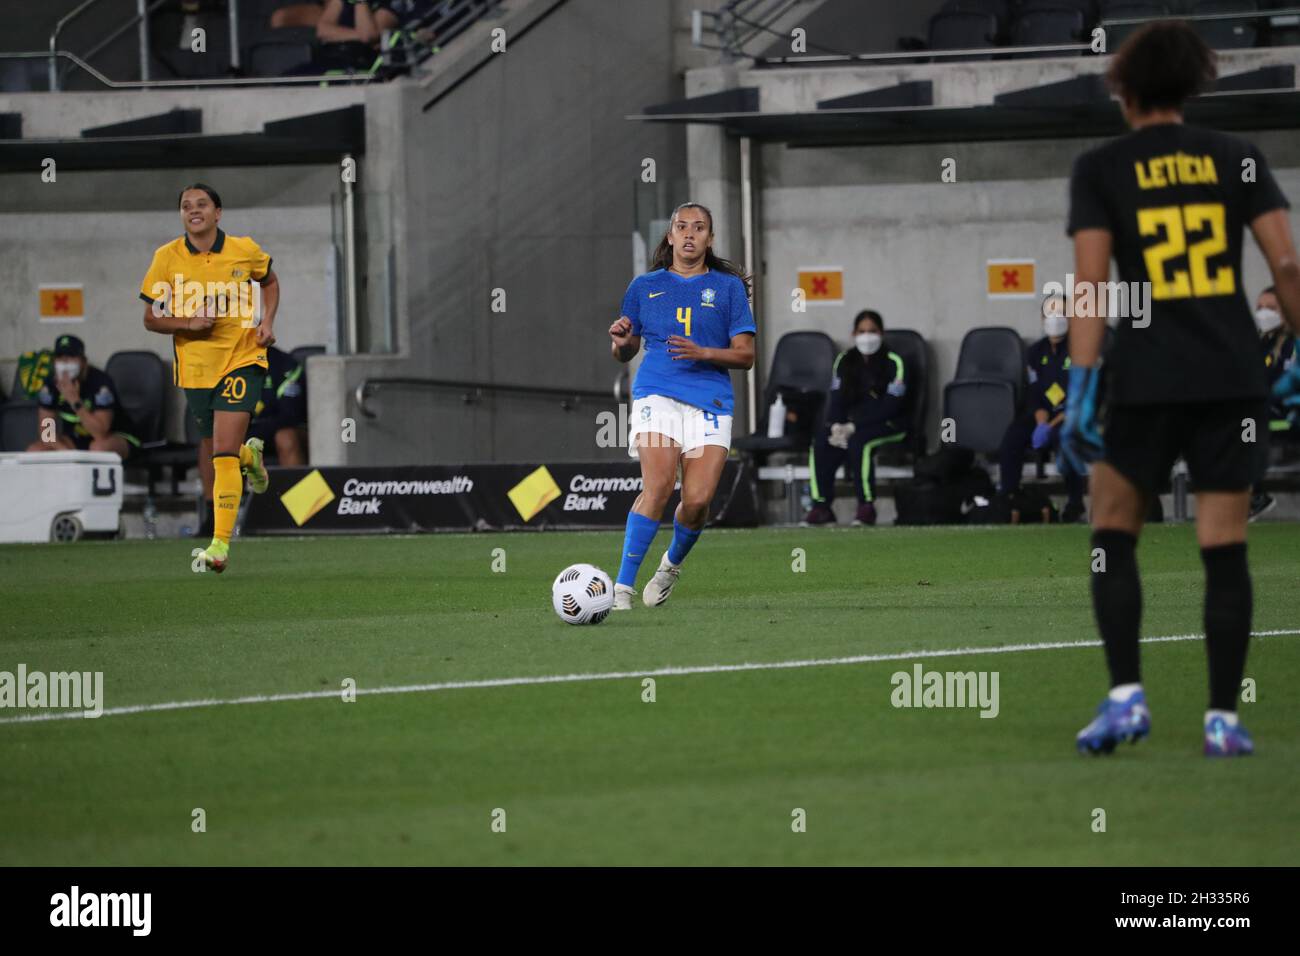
[
  {"x1": 242, "y1": 437, "x2": 269, "y2": 494},
  {"x1": 199, "y1": 538, "x2": 229, "y2": 574}
]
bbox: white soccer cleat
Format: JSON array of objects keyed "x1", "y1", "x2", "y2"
[
  {"x1": 613, "y1": 584, "x2": 636, "y2": 611},
  {"x1": 642, "y1": 554, "x2": 681, "y2": 608}
]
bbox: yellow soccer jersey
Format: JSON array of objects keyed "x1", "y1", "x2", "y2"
[{"x1": 139, "y1": 229, "x2": 272, "y2": 388}]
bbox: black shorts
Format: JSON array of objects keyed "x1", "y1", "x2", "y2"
[
  {"x1": 70, "y1": 432, "x2": 140, "y2": 459},
  {"x1": 1103, "y1": 400, "x2": 1269, "y2": 494}
]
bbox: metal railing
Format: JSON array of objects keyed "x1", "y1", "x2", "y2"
[
  {"x1": 354, "y1": 373, "x2": 628, "y2": 420},
  {"x1": 377, "y1": 0, "x2": 503, "y2": 71},
  {"x1": 693, "y1": 0, "x2": 809, "y2": 58},
  {"x1": 3, "y1": 50, "x2": 377, "y2": 90},
  {"x1": 718, "y1": 3, "x2": 1300, "y2": 68},
  {"x1": 49, "y1": 0, "x2": 172, "y2": 90}
]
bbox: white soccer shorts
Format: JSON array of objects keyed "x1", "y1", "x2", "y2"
[{"x1": 628, "y1": 394, "x2": 732, "y2": 458}]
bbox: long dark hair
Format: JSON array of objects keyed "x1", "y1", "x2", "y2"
[
  {"x1": 649, "y1": 202, "x2": 752, "y2": 296},
  {"x1": 839, "y1": 309, "x2": 885, "y2": 392}
]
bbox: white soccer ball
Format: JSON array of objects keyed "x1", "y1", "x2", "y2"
[{"x1": 552, "y1": 563, "x2": 615, "y2": 625}]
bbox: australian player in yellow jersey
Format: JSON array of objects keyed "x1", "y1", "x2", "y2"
[{"x1": 139, "y1": 183, "x2": 281, "y2": 572}]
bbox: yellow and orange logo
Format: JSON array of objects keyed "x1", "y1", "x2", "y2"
[
  {"x1": 507, "y1": 466, "x2": 561, "y2": 522},
  {"x1": 280, "y1": 470, "x2": 335, "y2": 526}
]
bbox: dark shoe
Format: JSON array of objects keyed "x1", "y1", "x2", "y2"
[
  {"x1": 801, "y1": 504, "x2": 836, "y2": 526},
  {"x1": 852, "y1": 502, "x2": 877, "y2": 526},
  {"x1": 1248, "y1": 493, "x2": 1275, "y2": 522},
  {"x1": 1061, "y1": 500, "x2": 1087, "y2": 524}
]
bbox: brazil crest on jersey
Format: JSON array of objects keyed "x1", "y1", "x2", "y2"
[{"x1": 620, "y1": 269, "x2": 756, "y2": 415}]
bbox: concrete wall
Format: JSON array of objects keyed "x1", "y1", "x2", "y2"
[
  {"x1": 758, "y1": 134, "x2": 1300, "y2": 450},
  {"x1": 676, "y1": 45, "x2": 1300, "y2": 450},
  {"x1": 313, "y1": 0, "x2": 690, "y2": 466},
  {"x1": 0, "y1": 85, "x2": 372, "y2": 439}
]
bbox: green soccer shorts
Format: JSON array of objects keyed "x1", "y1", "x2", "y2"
[{"x1": 184, "y1": 364, "x2": 265, "y2": 438}]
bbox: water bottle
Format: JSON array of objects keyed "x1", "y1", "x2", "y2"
[
  {"x1": 767, "y1": 393, "x2": 786, "y2": 438},
  {"x1": 142, "y1": 498, "x2": 158, "y2": 541}
]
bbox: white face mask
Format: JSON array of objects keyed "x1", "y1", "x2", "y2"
[
  {"x1": 55, "y1": 360, "x2": 80, "y2": 380},
  {"x1": 1043, "y1": 314, "x2": 1068, "y2": 339},
  {"x1": 1255, "y1": 307, "x2": 1282, "y2": 334},
  {"x1": 855, "y1": 332, "x2": 883, "y2": 355}
]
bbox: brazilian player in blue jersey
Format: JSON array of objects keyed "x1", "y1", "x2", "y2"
[{"x1": 608, "y1": 202, "x2": 756, "y2": 609}]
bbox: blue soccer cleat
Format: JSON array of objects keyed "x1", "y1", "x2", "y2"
[
  {"x1": 1076, "y1": 689, "x2": 1150, "y2": 755},
  {"x1": 1204, "y1": 715, "x2": 1254, "y2": 757}
]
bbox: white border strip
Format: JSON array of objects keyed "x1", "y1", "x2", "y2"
[{"x1": 2, "y1": 629, "x2": 1297, "y2": 726}]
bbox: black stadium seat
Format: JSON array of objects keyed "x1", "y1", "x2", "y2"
[
  {"x1": 105, "y1": 351, "x2": 167, "y2": 447},
  {"x1": 943, "y1": 327, "x2": 1027, "y2": 454},
  {"x1": 928, "y1": 10, "x2": 999, "y2": 56},
  {"x1": 734, "y1": 331, "x2": 838, "y2": 463},
  {"x1": 0, "y1": 400, "x2": 35, "y2": 452},
  {"x1": 290, "y1": 344, "x2": 326, "y2": 367},
  {"x1": 1012, "y1": 3, "x2": 1087, "y2": 53},
  {"x1": 953, "y1": 326, "x2": 1027, "y2": 400},
  {"x1": 1190, "y1": 0, "x2": 1260, "y2": 49},
  {"x1": 1101, "y1": 2, "x2": 1171, "y2": 49},
  {"x1": 943, "y1": 380, "x2": 1019, "y2": 453},
  {"x1": 942, "y1": 0, "x2": 1015, "y2": 40},
  {"x1": 248, "y1": 32, "x2": 316, "y2": 77}
]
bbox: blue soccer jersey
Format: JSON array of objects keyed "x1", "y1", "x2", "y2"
[{"x1": 620, "y1": 269, "x2": 756, "y2": 415}]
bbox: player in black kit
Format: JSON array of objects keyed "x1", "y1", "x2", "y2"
[{"x1": 1060, "y1": 22, "x2": 1300, "y2": 756}]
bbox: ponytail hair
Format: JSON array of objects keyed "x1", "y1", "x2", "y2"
[{"x1": 649, "y1": 202, "x2": 752, "y2": 296}]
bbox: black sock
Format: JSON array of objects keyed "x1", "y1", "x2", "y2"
[
  {"x1": 1201, "y1": 543, "x2": 1252, "y2": 713},
  {"x1": 1091, "y1": 529, "x2": 1142, "y2": 687}
]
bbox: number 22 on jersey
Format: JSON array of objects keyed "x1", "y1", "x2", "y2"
[{"x1": 1137, "y1": 202, "x2": 1233, "y2": 300}]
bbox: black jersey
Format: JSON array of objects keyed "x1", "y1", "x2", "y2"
[
  {"x1": 37, "y1": 366, "x2": 136, "y2": 440},
  {"x1": 1067, "y1": 123, "x2": 1289, "y2": 406}
]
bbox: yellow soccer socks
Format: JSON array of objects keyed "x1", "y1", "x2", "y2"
[{"x1": 212, "y1": 453, "x2": 243, "y2": 544}]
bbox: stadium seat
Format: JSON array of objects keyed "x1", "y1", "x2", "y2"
[
  {"x1": 1101, "y1": 2, "x2": 1172, "y2": 49},
  {"x1": 1190, "y1": 0, "x2": 1260, "y2": 49},
  {"x1": 290, "y1": 344, "x2": 326, "y2": 366},
  {"x1": 953, "y1": 326, "x2": 1027, "y2": 401},
  {"x1": 928, "y1": 10, "x2": 999, "y2": 57},
  {"x1": 733, "y1": 331, "x2": 839, "y2": 463},
  {"x1": 0, "y1": 400, "x2": 35, "y2": 452},
  {"x1": 248, "y1": 32, "x2": 317, "y2": 77},
  {"x1": 1011, "y1": 3, "x2": 1088, "y2": 53},
  {"x1": 943, "y1": 380, "x2": 1018, "y2": 453},
  {"x1": 880, "y1": 329, "x2": 931, "y2": 460},
  {"x1": 105, "y1": 351, "x2": 167, "y2": 447},
  {"x1": 942, "y1": 326, "x2": 1027, "y2": 455},
  {"x1": 140, "y1": 406, "x2": 202, "y2": 497},
  {"x1": 941, "y1": 0, "x2": 1015, "y2": 40}
]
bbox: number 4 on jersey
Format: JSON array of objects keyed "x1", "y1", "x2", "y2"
[{"x1": 676, "y1": 306, "x2": 692, "y2": 337}]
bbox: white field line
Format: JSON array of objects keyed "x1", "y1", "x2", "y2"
[{"x1": 2, "y1": 629, "x2": 1297, "y2": 727}]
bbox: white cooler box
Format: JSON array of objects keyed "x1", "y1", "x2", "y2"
[{"x1": 0, "y1": 451, "x2": 124, "y2": 543}]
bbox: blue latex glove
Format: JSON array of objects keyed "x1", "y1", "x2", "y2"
[
  {"x1": 1059, "y1": 365, "x2": 1104, "y2": 474},
  {"x1": 1031, "y1": 421, "x2": 1053, "y2": 450},
  {"x1": 1274, "y1": 362, "x2": 1300, "y2": 408}
]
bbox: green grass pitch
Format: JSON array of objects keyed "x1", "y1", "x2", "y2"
[{"x1": 1, "y1": 524, "x2": 1297, "y2": 866}]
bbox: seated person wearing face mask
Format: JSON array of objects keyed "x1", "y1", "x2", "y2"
[
  {"x1": 1248, "y1": 286, "x2": 1296, "y2": 519},
  {"x1": 803, "y1": 310, "x2": 908, "y2": 527},
  {"x1": 26, "y1": 334, "x2": 138, "y2": 461},
  {"x1": 997, "y1": 293, "x2": 1086, "y2": 523}
]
